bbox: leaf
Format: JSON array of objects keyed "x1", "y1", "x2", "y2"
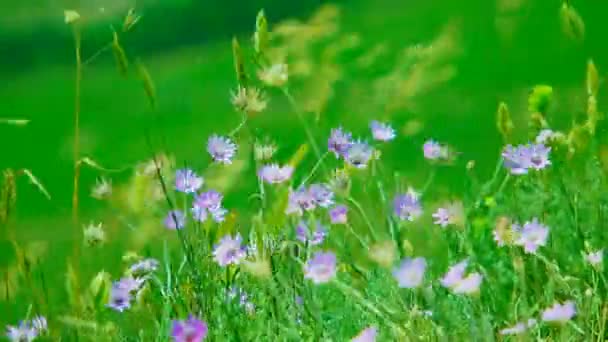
[
  {"x1": 254, "y1": 9, "x2": 269, "y2": 55},
  {"x1": 232, "y1": 37, "x2": 248, "y2": 87},
  {"x1": 587, "y1": 59, "x2": 599, "y2": 97},
  {"x1": 18, "y1": 169, "x2": 51, "y2": 199},
  {"x1": 136, "y1": 60, "x2": 157, "y2": 108},
  {"x1": 65, "y1": 262, "x2": 82, "y2": 310},
  {"x1": 560, "y1": 2, "x2": 585, "y2": 41},
  {"x1": 0, "y1": 118, "x2": 30, "y2": 126},
  {"x1": 111, "y1": 31, "x2": 129, "y2": 78}
]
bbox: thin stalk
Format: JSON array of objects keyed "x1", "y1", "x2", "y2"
[
  {"x1": 281, "y1": 88, "x2": 323, "y2": 165},
  {"x1": 71, "y1": 26, "x2": 82, "y2": 227}
]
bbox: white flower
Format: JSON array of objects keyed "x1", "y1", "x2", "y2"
[{"x1": 258, "y1": 63, "x2": 289, "y2": 87}]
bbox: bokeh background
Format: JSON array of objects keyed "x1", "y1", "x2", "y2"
[{"x1": 1, "y1": 0, "x2": 608, "y2": 324}]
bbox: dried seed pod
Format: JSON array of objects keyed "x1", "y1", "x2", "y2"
[
  {"x1": 496, "y1": 101, "x2": 514, "y2": 141},
  {"x1": 232, "y1": 37, "x2": 247, "y2": 87},
  {"x1": 136, "y1": 60, "x2": 156, "y2": 108}
]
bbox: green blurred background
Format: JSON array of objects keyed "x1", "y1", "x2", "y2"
[{"x1": 1, "y1": 0, "x2": 608, "y2": 324}]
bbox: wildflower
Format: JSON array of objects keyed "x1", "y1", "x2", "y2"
[
  {"x1": 536, "y1": 129, "x2": 555, "y2": 144},
  {"x1": 585, "y1": 250, "x2": 603, "y2": 268},
  {"x1": 329, "y1": 205, "x2": 348, "y2": 224},
  {"x1": 83, "y1": 222, "x2": 106, "y2": 247},
  {"x1": 328, "y1": 168, "x2": 351, "y2": 195},
  {"x1": 440, "y1": 259, "x2": 469, "y2": 288},
  {"x1": 309, "y1": 183, "x2": 334, "y2": 208},
  {"x1": 231, "y1": 86, "x2": 267, "y2": 114},
  {"x1": 432, "y1": 208, "x2": 450, "y2": 228},
  {"x1": 207, "y1": 135, "x2": 237, "y2": 164},
  {"x1": 30, "y1": 316, "x2": 47, "y2": 334},
  {"x1": 515, "y1": 218, "x2": 549, "y2": 254},
  {"x1": 129, "y1": 258, "x2": 160, "y2": 277},
  {"x1": 502, "y1": 143, "x2": 551, "y2": 174},
  {"x1": 493, "y1": 216, "x2": 514, "y2": 246},
  {"x1": 296, "y1": 220, "x2": 327, "y2": 246},
  {"x1": 392, "y1": 257, "x2": 427, "y2": 288},
  {"x1": 499, "y1": 319, "x2": 537, "y2": 336},
  {"x1": 91, "y1": 177, "x2": 112, "y2": 199},
  {"x1": 6, "y1": 321, "x2": 37, "y2": 342},
  {"x1": 191, "y1": 205, "x2": 208, "y2": 222},
  {"x1": 304, "y1": 251, "x2": 337, "y2": 284},
  {"x1": 175, "y1": 169, "x2": 203, "y2": 193},
  {"x1": 370, "y1": 120, "x2": 396, "y2": 141},
  {"x1": 451, "y1": 272, "x2": 483, "y2": 294},
  {"x1": 393, "y1": 189, "x2": 422, "y2": 221},
  {"x1": 171, "y1": 315, "x2": 208, "y2": 342},
  {"x1": 107, "y1": 284, "x2": 132, "y2": 312},
  {"x1": 345, "y1": 141, "x2": 374, "y2": 168},
  {"x1": 164, "y1": 210, "x2": 186, "y2": 229},
  {"x1": 369, "y1": 241, "x2": 397, "y2": 268},
  {"x1": 423, "y1": 139, "x2": 446, "y2": 160},
  {"x1": 115, "y1": 276, "x2": 145, "y2": 293},
  {"x1": 193, "y1": 190, "x2": 227, "y2": 223},
  {"x1": 328, "y1": 127, "x2": 353, "y2": 158},
  {"x1": 441, "y1": 259, "x2": 483, "y2": 295},
  {"x1": 258, "y1": 63, "x2": 288, "y2": 87},
  {"x1": 527, "y1": 143, "x2": 551, "y2": 170},
  {"x1": 213, "y1": 234, "x2": 247, "y2": 267},
  {"x1": 542, "y1": 301, "x2": 576, "y2": 323},
  {"x1": 351, "y1": 326, "x2": 378, "y2": 342},
  {"x1": 285, "y1": 187, "x2": 316, "y2": 216},
  {"x1": 258, "y1": 164, "x2": 294, "y2": 184},
  {"x1": 253, "y1": 141, "x2": 277, "y2": 161}
]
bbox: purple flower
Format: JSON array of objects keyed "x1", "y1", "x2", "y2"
[
  {"x1": 585, "y1": 250, "x2": 603, "y2": 268},
  {"x1": 328, "y1": 127, "x2": 353, "y2": 157},
  {"x1": 351, "y1": 326, "x2": 378, "y2": 342},
  {"x1": 345, "y1": 141, "x2": 374, "y2": 169},
  {"x1": 286, "y1": 187, "x2": 316, "y2": 216},
  {"x1": 499, "y1": 319, "x2": 537, "y2": 336},
  {"x1": 304, "y1": 251, "x2": 337, "y2": 284},
  {"x1": 451, "y1": 272, "x2": 483, "y2": 294},
  {"x1": 440, "y1": 259, "x2": 469, "y2": 288},
  {"x1": 191, "y1": 205, "x2": 208, "y2": 223},
  {"x1": 309, "y1": 183, "x2": 334, "y2": 208},
  {"x1": 392, "y1": 257, "x2": 427, "y2": 288},
  {"x1": 258, "y1": 164, "x2": 294, "y2": 184},
  {"x1": 30, "y1": 316, "x2": 47, "y2": 334},
  {"x1": 164, "y1": 210, "x2": 186, "y2": 229},
  {"x1": 107, "y1": 284, "x2": 132, "y2": 312},
  {"x1": 6, "y1": 321, "x2": 37, "y2": 342},
  {"x1": 393, "y1": 189, "x2": 422, "y2": 221},
  {"x1": 329, "y1": 205, "x2": 348, "y2": 224},
  {"x1": 296, "y1": 220, "x2": 327, "y2": 246},
  {"x1": 171, "y1": 315, "x2": 208, "y2": 342},
  {"x1": 129, "y1": 258, "x2": 160, "y2": 277},
  {"x1": 432, "y1": 208, "x2": 450, "y2": 228},
  {"x1": 423, "y1": 140, "x2": 445, "y2": 160},
  {"x1": 175, "y1": 169, "x2": 203, "y2": 193},
  {"x1": 515, "y1": 218, "x2": 549, "y2": 254},
  {"x1": 194, "y1": 190, "x2": 223, "y2": 210},
  {"x1": 213, "y1": 234, "x2": 247, "y2": 267},
  {"x1": 207, "y1": 135, "x2": 237, "y2": 164},
  {"x1": 114, "y1": 276, "x2": 145, "y2": 293},
  {"x1": 370, "y1": 120, "x2": 395, "y2": 141},
  {"x1": 541, "y1": 301, "x2": 576, "y2": 323},
  {"x1": 502, "y1": 143, "x2": 551, "y2": 175},
  {"x1": 527, "y1": 143, "x2": 551, "y2": 170}
]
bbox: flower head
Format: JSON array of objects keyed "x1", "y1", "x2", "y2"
[
  {"x1": 393, "y1": 189, "x2": 422, "y2": 221},
  {"x1": 351, "y1": 326, "x2": 378, "y2": 342},
  {"x1": 207, "y1": 135, "x2": 237, "y2": 164},
  {"x1": 392, "y1": 257, "x2": 427, "y2": 288},
  {"x1": 286, "y1": 187, "x2": 316, "y2": 216},
  {"x1": 536, "y1": 129, "x2": 555, "y2": 144},
  {"x1": 194, "y1": 190, "x2": 223, "y2": 210},
  {"x1": 83, "y1": 222, "x2": 106, "y2": 247},
  {"x1": 309, "y1": 183, "x2": 334, "y2": 208},
  {"x1": 6, "y1": 321, "x2": 38, "y2": 342},
  {"x1": 499, "y1": 319, "x2": 536, "y2": 336},
  {"x1": 175, "y1": 169, "x2": 203, "y2": 193},
  {"x1": 231, "y1": 86, "x2": 267, "y2": 114},
  {"x1": 423, "y1": 140, "x2": 446, "y2": 160},
  {"x1": 171, "y1": 315, "x2": 208, "y2": 342},
  {"x1": 296, "y1": 220, "x2": 327, "y2": 246},
  {"x1": 515, "y1": 218, "x2": 549, "y2": 254},
  {"x1": 432, "y1": 208, "x2": 450, "y2": 228},
  {"x1": 213, "y1": 234, "x2": 247, "y2": 267},
  {"x1": 585, "y1": 250, "x2": 603, "y2": 268},
  {"x1": 541, "y1": 301, "x2": 576, "y2": 323},
  {"x1": 329, "y1": 205, "x2": 348, "y2": 224},
  {"x1": 258, "y1": 164, "x2": 294, "y2": 184},
  {"x1": 304, "y1": 251, "x2": 337, "y2": 284},
  {"x1": 502, "y1": 143, "x2": 551, "y2": 174},
  {"x1": 91, "y1": 177, "x2": 112, "y2": 199},
  {"x1": 258, "y1": 63, "x2": 288, "y2": 87},
  {"x1": 451, "y1": 272, "x2": 483, "y2": 294},
  {"x1": 440, "y1": 259, "x2": 469, "y2": 288},
  {"x1": 129, "y1": 258, "x2": 160, "y2": 277},
  {"x1": 370, "y1": 120, "x2": 396, "y2": 141},
  {"x1": 345, "y1": 141, "x2": 374, "y2": 168},
  {"x1": 107, "y1": 284, "x2": 132, "y2": 312},
  {"x1": 164, "y1": 210, "x2": 186, "y2": 229},
  {"x1": 30, "y1": 316, "x2": 47, "y2": 334},
  {"x1": 328, "y1": 127, "x2": 353, "y2": 158}
]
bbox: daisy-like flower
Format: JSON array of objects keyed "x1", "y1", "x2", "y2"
[
  {"x1": 304, "y1": 251, "x2": 337, "y2": 284},
  {"x1": 585, "y1": 250, "x2": 603, "y2": 268},
  {"x1": 393, "y1": 189, "x2": 422, "y2": 221},
  {"x1": 502, "y1": 145, "x2": 530, "y2": 175},
  {"x1": 451, "y1": 272, "x2": 483, "y2": 295},
  {"x1": 30, "y1": 316, "x2": 47, "y2": 334},
  {"x1": 328, "y1": 127, "x2": 353, "y2": 158},
  {"x1": 285, "y1": 187, "x2": 316, "y2": 216},
  {"x1": 207, "y1": 135, "x2": 237, "y2": 164},
  {"x1": 258, "y1": 164, "x2": 294, "y2": 184},
  {"x1": 392, "y1": 257, "x2": 427, "y2": 288},
  {"x1": 171, "y1": 315, "x2": 208, "y2": 342},
  {"x1": 329, "y1": 205, "x2": 348, "y2": 224},
  {"x1": 541, "y1": 301, "x2": 576, "y2": 323},
  {"x1": 164, "y1": 210, "x2": 186, "y2": 229},
  {"x1": 258, "y1": 63, "x2": 288, "y2": 87},
  {"x1": 194, "y1": 190, "x2": 223, "y2": 210},
  {"x1": 527, "y1": 143, "x2": 551, "y2": 170},
  {"x1": 440, "y1": 259, "x2": 469, "y2": 288},
  {"x1": 423, "y1": 139, "x2": 446, "y2": 160},
  {"x1": 6, "y1": 321, "x2": 37, "y2": 342},
  {"x1": 231, "y1": 86, "x2": 267, "y2": 114},
  {"x1": 114, "y1": 276, "x2": 145, "y2": 293},
  {"x1": 351, "y1": 326, "x2": 378, "y2": 342},
  {"x1": 175, "y1": 169, "x2": 203, "y2": 193},
  {"x1": 107, "y1": 284, "x2": 132, "y2": 312},
  {"x1": 309, "y1": 183, "x2": 334, "y2": 208},
  {"x1": 432, "y1": 208, "x2": 450, "y2": 228},
  {"x1": 370, "y1": 120, "x2": 396, "y2": 141},
  {"x1": 295, "y1": 220, "x2": 327, "y2": 246},
  {"x1": 91, "y1": 176, "x2": 112, "y2": 199},
  {"x1": 129, "y1": 258, "x2": 160, "y2": 277},
  {"x1": 345, "y1": 141, "x2": 374, "y2": 169},
  {"x1": 213, "y1": 234, "x2": 247, "y2": 267},
  {"x1": 83, "y1": 221, "x2": 106, "y2": 247},
  {"x1": 499, "y1": 319, "x2": 537, "y2": 336},
  {"x1": 515, "y1": 218, "x2": 549, "y2": 254}
]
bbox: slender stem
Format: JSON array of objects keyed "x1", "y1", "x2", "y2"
[
  {"x1": 281, "y1": 88, "x2": 323, "y2": 165},
  {"x1": 421, "y1": 167, "x2": 437, "y2": 195},
  {"x1": 347, "y1": 196, "x2": 380, "y2": 242},
  {"x1": 82, "y1": 42, "x2": 112, "y2": 66},
  {"x1": 299, "y1": 152, "x2": 329, "y2": 187}
]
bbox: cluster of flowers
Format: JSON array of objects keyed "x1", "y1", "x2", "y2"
[
  {"x1": 327, "y1": 120, "x2": 396, "y2": 169},
  {"x1": 107, "y1": 258, "x2": 159, "y2": 312},
  {"x1": 226, "y1": 286, "x2": 256, "y2": 315},
  {"x1": 502, "y1": 142, "x2": 551, "y2": 175},
  {"x1": 499, "y1": 301, "x2": 576, "y2": 336},
  {"x1": 493, "y1": 218, "x2": 550, "y2": 254},
  {"x1": 6, "y1": 316, "x2": 47, "y2": 341}
]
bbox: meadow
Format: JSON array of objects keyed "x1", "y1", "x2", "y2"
[{"x1": 1, "y1": 1, "x2": 607, "y2": 341}]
